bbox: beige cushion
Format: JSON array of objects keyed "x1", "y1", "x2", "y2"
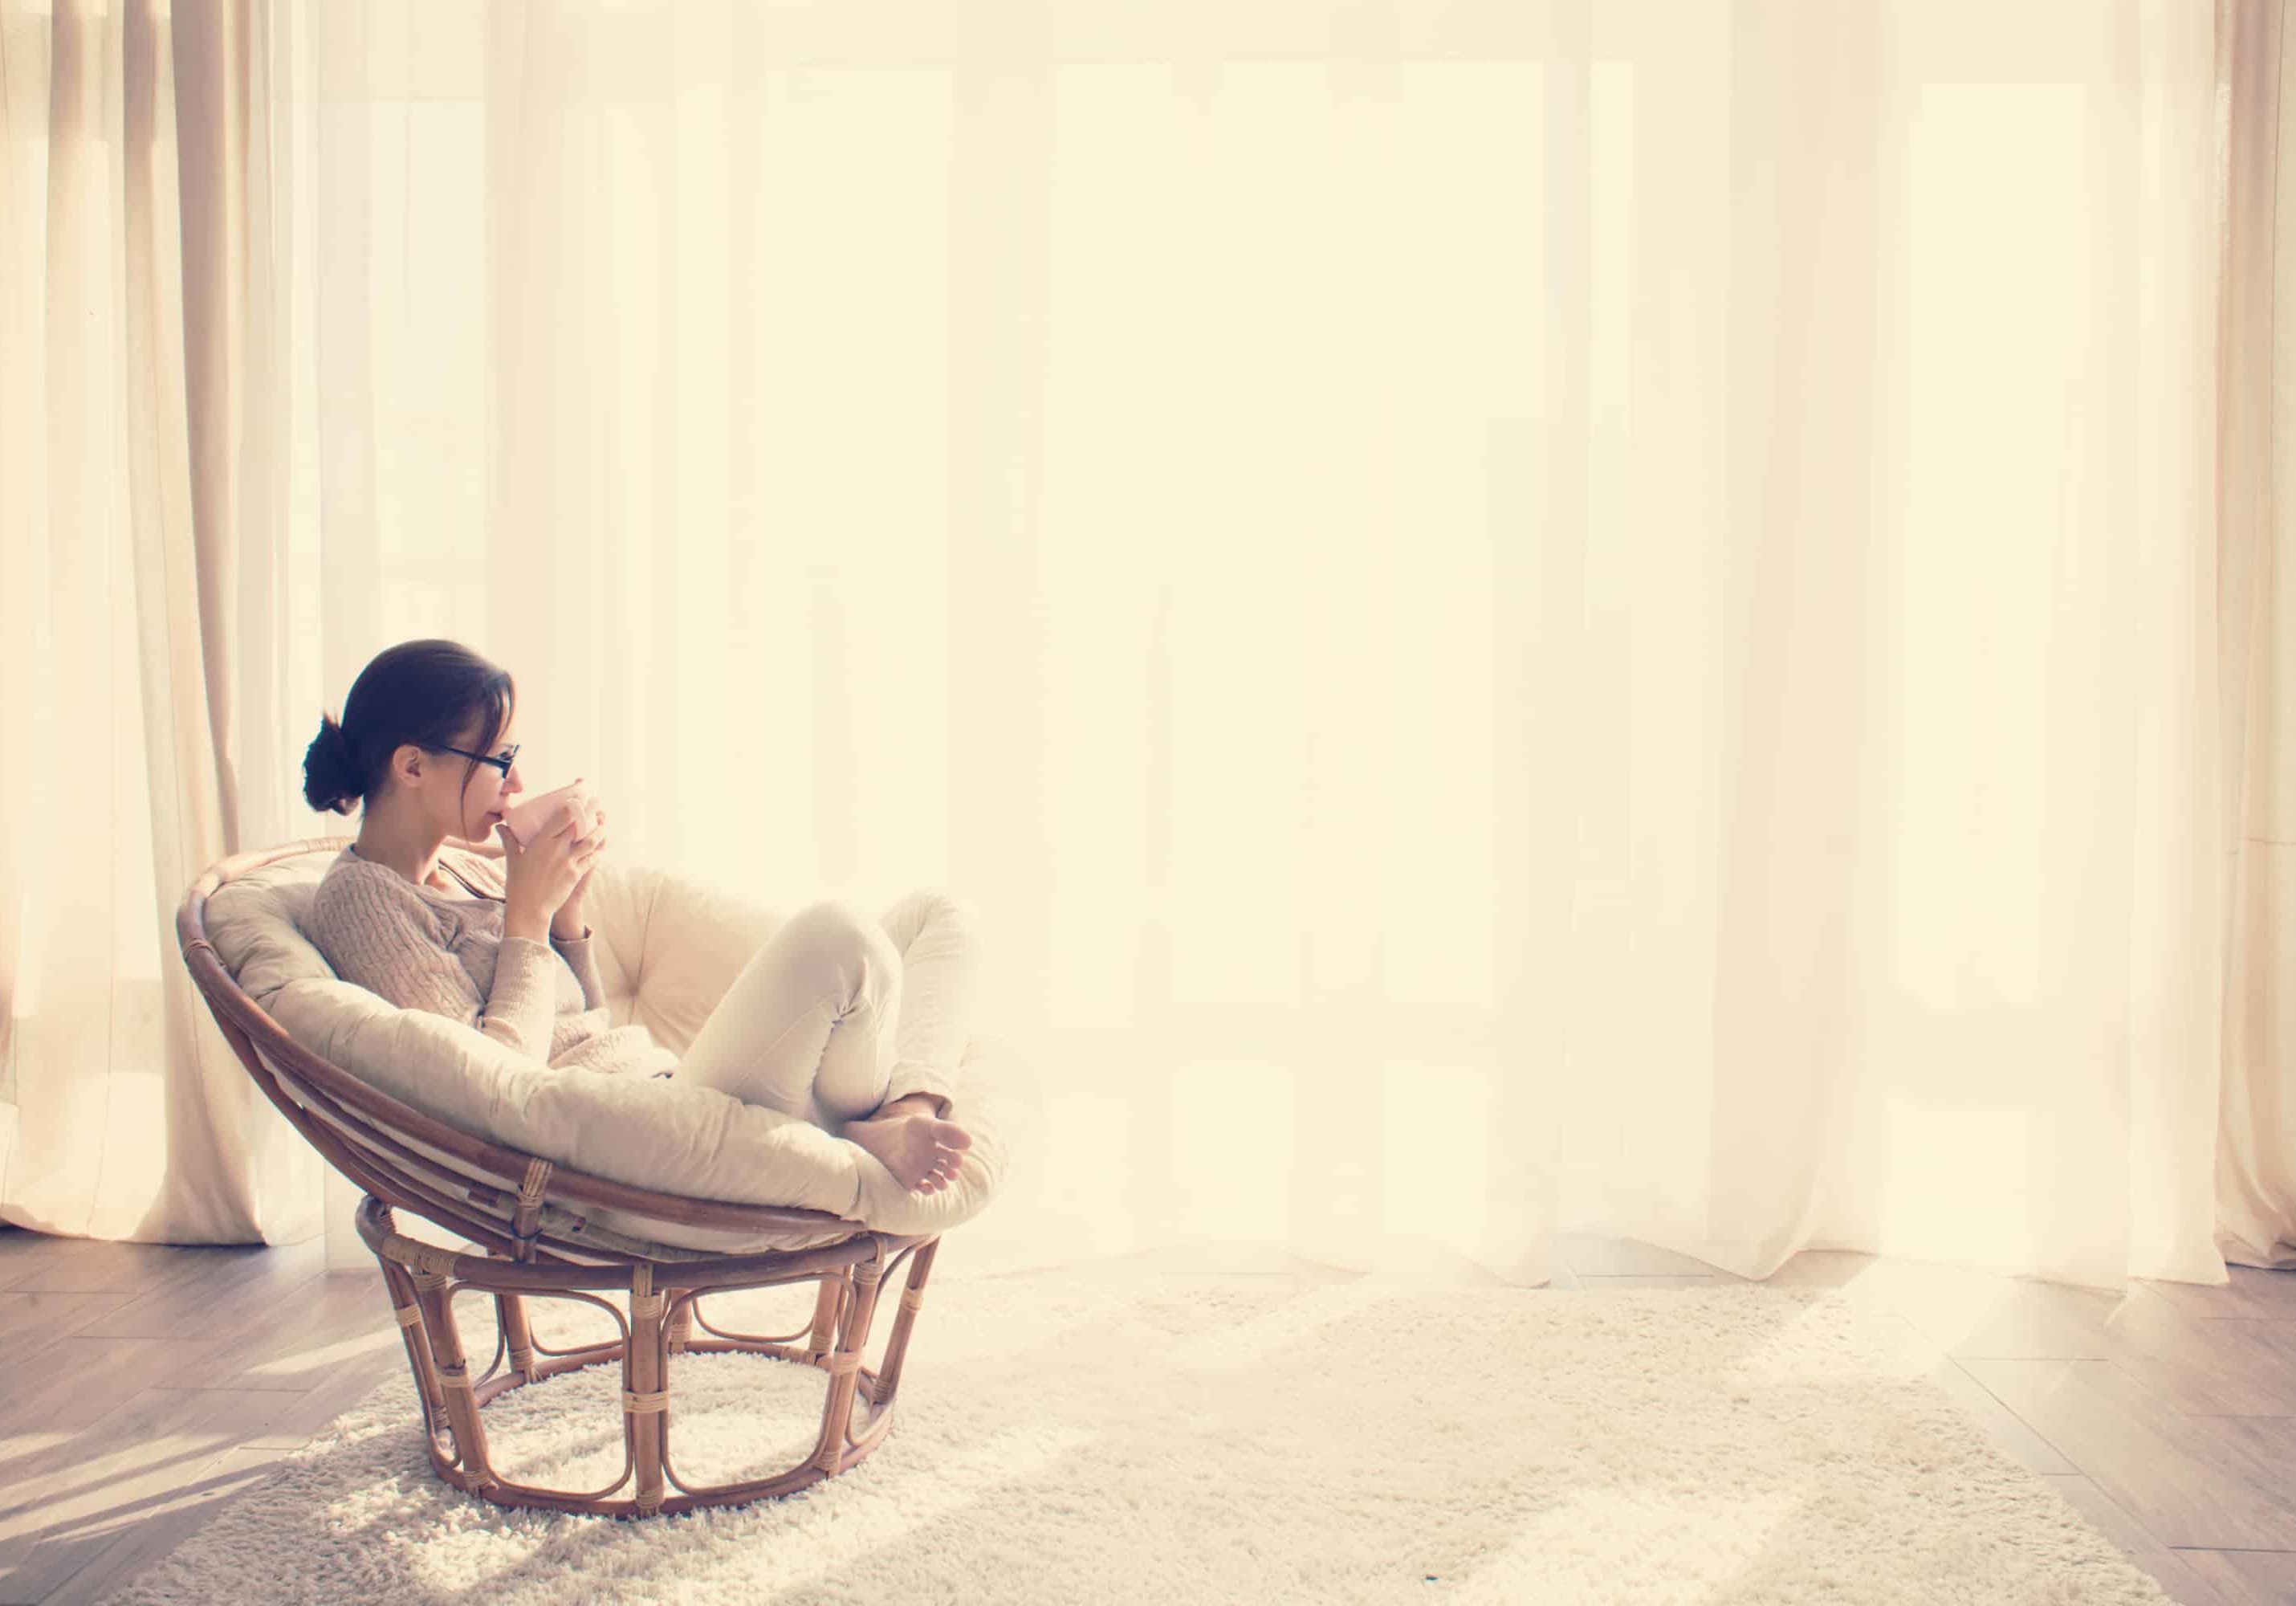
[{"x1": 200, "y1": 842, "x2": 1039, "y2": 1254}]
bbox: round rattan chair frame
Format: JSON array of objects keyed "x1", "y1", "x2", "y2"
[{"x1": 177, "y1": 836, "x2": 942, "y2": 1518}]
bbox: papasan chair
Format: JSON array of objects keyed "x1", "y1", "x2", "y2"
[{"x1": 175, "y1": 834, "x2": 1039, "y2": 1518}]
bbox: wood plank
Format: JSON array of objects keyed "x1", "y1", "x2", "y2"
[
  {"x1": 0, "y1": 1292, "x2": 136, "y2": 1370},
  {"x1": 2138, "y1": 1273, "x2": 2264, "y2": 1323},
  {"x1": 4, "y1": 1241, "x2": 243, "y2": 1297},
  {"x1": 1919, "y1": 1280, "x2": 2126, "y2": 1360},
  {"x1": 69, "y1": 1241, "x2": 328, "y2": 1341},
  {"x1": 2037, "y1": 1474, "x2": 2234, "y2": 1606},
  {"x1": 2227, "y1": 1264, "x2": 2296, "y2": 1319},
  {"x1": 1960, "y1": 1357, "x2": 2296, "y2": 1551},
  {"x1": 0, "y1": 1235, "x2": 107, "y2": 1294},
  {"x1": 2064, "y1": 1351, "x2": 2296, "y2": 1502},
  {"x1": 2167, "y1": 1408, "x2": 2296, "y2": 1495},
  {"x1": 2095, "y1": 1300, "x2": 2296, "y2": 1419},
  {"x1": 235, "y1": 1354, "x2": 409, "y2": 1452},
  {"x1": 1927, "y1": 1360, "x2": 2082, "y2": 1477},
  {"x1": 151, "y1": 1270, "x2": 410, "y2": 1393},
  {"x1": 0, "y1": 1335, "x2": 238, "y2": 1434},
  {"x1": 1769, "y1": 1261, "x2": 2296, "y2": 1427},
  {"x1": 2143, "y1": 1266, "x2": 2296, "y2": 1323},
  {"x1": 1823, "y1": 1273, "x2": 2296, "y2": 1417},
  {"x1": 34, "y1": 1445, "x2": 300, "y2": 1606},
  {"x1": 0, "y1": 1388, "x2": 297, "y2": 1605},
  {"x1": 2178, "y1": 1547, "x2": 2296, "y2": 1606},
  {"x1": 1850, "y1": 1311, "x2": 2079, "y2": 1476}
]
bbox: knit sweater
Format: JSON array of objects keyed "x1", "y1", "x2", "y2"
[{"x1": 306, "y1": 842, "x2": 679, "y2": 1080}]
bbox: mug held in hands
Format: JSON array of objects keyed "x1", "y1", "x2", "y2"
[{"x1": 500, "y1": 780, "x2": 600, "y2": 851}]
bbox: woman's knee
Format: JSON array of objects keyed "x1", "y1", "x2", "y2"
[
  {"x1": 926, "y1": 887, "x2": 978, "y2": 929},
  {"x1": 785, "y1": 899, "x2": 898, "y2": 966},
  {"x1": 894, "y1": 886, "x2": 978, "y2": 939}
]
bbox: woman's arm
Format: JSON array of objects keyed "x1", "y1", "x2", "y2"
[{"x1": 311, "y1": 869, "x2": 558, "y2": 1062}]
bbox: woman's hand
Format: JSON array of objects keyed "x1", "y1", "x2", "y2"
[
  {"x1": 560, "y1": 809, "x2": 608, "y2": 923},
  {"x1": 498, "y1": 809, "x2": 600, "y2": 937}
]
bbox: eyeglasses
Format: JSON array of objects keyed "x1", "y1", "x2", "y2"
[{"x1": 429, "y1": 742, "x2": 519, "y2": 777}]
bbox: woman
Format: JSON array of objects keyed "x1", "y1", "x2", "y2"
[{"x1": 300, "y1": 638, "x2": 975, "y2": 1197}]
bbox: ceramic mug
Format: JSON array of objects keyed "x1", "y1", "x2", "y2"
[{"x1": 499, "y1": 779, "x2": 599, "y2": 852}]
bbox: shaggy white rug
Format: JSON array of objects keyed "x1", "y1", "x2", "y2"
[{"x1": 100, "y1": 1274, "x2": 2176, "y2": 1605}]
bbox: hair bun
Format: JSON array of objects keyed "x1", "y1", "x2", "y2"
[{"x1": 321, "y1": 719, "x2": 356, "y2": 795}]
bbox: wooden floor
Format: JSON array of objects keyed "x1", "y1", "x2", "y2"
[{"x1": 2, "y1": 1225, "x2": 2292, "y2": 1606}]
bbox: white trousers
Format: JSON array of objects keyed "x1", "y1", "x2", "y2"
[{"x1": 664, "y1": 888, "x2": 983, "y2": 1135}]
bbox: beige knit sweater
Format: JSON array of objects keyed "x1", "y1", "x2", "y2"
[{"x1": 306, "y1": 842, "x2": 678, "y2": 1080}]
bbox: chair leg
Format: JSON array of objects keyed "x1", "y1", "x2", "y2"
[
  {"x1": 379, "y1": 1257, "x2": 447, "y2": 1428},
  {"x1": 872, "y1": 1237, "x2": 939, "y2": 1408},
  {"x1": 808, "y1": 1268, "x2": 846, "y2": 1360},
  {"x1": 497, "y1": 1291, "x2": 539, "y2": 1377},
  {"x1": 413, "y1": 1268, "x2": 497, "y2": 1493},
  {"x1": 812, "y1": 1259, "x2": 885, "y2": 1474},
  {"x1": 628, "y1": 1267, "x2": 669, "y2": 1516}
]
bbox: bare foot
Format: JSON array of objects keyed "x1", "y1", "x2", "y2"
[{"x1": 845, "y1": 1113, "x2": 973, "y2": 1195}]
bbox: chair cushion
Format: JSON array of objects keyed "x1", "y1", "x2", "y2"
[{"x1": 200, "y1": 842, "x2": 1040, "y2": 1253}]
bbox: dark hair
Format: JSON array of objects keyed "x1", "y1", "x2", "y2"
[{"x1": 304, "y1": 639, "x2": 515, "y2": 838}]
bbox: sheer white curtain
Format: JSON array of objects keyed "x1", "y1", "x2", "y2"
[
  {"x1": 2214, "y1": 0, "x2": 2296, "y2": 1284},
  {"x1": 8, "y1": 0, "x2": 2282, "y2": 1294},
  {"x1": 1, "y1": 0, "x2": 316, "y2": 1245},
  {"x1": 269, "y1": 0, "x2": 2253, "y2": 1290}
]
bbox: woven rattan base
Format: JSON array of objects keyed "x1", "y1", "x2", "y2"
[{"x1": 357, "y1": 1195, "x2": 939, "y2": 1517}]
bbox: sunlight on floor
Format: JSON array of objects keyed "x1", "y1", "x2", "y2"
[
  {"x1": 0, "y1": 1427, "x2": 246, "y2": 1545},
  {"x1": 1166, "y1": 1277, "x2": 1426, "y2": 1374},
  {"x1": 1468, "y1": 1481, "x2": 1813, "y2": 1603},
  {"x1": 243, "y1": 1327, "x2": 401, "y2": 1379}
]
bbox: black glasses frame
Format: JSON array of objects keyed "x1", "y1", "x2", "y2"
[{"x1": 430, "y1": 741, "x2": 519, "y2": 777}]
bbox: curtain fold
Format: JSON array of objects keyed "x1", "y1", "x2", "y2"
[
  {"x1": 0, "y1": 0, "x2": 315, "y2": 1243},
  {"x1": 3, "y1": 0, "x2": 2288, "y2": 1293},
  {"x1": 2214, "y1": 0, "x2": 2296, "y2": 1273}
]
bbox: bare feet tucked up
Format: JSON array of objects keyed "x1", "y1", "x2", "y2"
[{"x1": 845, "y1": 1111, "x2": 972, "y2": 1195}]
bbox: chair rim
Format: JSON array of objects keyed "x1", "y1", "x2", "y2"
[{"x1": 177, "y1": 834, "x2": 881, "y2": 1279}]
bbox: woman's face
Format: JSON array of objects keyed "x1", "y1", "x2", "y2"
[
  {"x1": 399, "y1": 711, "x2": 523, "y2": 841},
  {"x1": 460, "y1": 713, "x2": 523, "y2": 837}
]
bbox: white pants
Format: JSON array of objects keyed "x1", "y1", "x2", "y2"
[{"x1": 664, "y1": 888, "x2": 983, "y2": 1135}]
